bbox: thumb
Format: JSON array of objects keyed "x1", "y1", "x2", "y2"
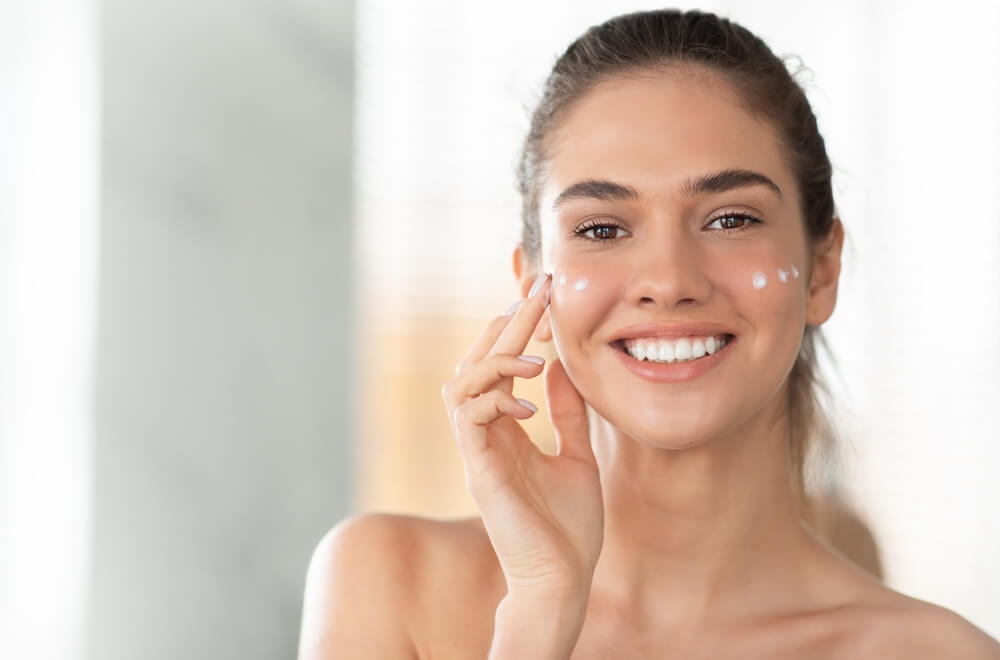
[{"x1": 544, "y1": 358, "x2": 595, "y2": 465}]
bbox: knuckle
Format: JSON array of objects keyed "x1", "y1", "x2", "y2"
[
  {"x1": 483, "y1": 353, "x2": 509, "y2": 371},
  {"x1": 481, "y1": 389, "x2": 504, "y2": 409},
  {"x1": 488, "y1": 358, "x2": 506, "y2": 378},
  {"x1": 453, "y1": 402, "x2": 472, "y2": 428}
]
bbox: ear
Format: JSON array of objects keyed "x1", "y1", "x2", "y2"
[
  {"x1": 512, "y1": 244, "x2": 553, "y2": 342},
  {"x1": 804, "y1": 218, "x2": 844, "y2": 327}
]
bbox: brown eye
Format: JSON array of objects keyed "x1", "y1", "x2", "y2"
[
  {"x1": 574, "y1": 221, "x2": 628, "y2": 242},
  {"x1": 707, "y1": 212, "x2": 762, "y2": 233}
]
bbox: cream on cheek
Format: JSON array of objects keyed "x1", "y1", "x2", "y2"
[
  {"x1": 732, "y1": 256, "x2": 807, "y2": 347},
  {"x1": 542, "y1": 232, "x2": 608, "y2": 337},
  {"x1": 552, "y1": 262, "x2": 804, "y2": 300},
  {"x1": 751, "y1": 263, "x2": 800, "y2": 290},
  {"x1": 549, "y1": 259, "x2": 804, "y2": 312},
  {"x1": 548, "y1": 264, "x2": 620, "y2": 350},
  {"x1": 552, "y1": 268, "x2": 606, "y2": 306}
]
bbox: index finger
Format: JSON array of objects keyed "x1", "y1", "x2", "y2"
[{"x1": 486, "y1": 272, "x2": 551, "y2": 358}]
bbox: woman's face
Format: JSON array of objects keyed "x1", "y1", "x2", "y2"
[{"x1": 532, "y1": 70, "x2": 832, "y2": 447}]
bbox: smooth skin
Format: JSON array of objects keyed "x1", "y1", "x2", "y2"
[{"x1": 297, "y1": 68, "x2": 1000, "y2": 659}]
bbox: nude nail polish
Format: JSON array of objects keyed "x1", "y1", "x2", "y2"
[{"x1": 528, "y1": 272, "x2": 550, "y2": 298}]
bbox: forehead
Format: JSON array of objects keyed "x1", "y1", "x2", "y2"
[{"x1": 541, "y1": 71, "x2": 793, "y2": 207}]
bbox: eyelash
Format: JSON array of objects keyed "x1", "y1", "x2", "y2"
[
  {"x1": 573, "y1": 212, "x2": 763, "y2": 242},
  {"x1": 706, "y1": 211, "x2": 764, "y2": 233}
]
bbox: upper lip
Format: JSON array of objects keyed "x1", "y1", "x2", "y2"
[{"x1": 608, "y1": 322, "x2": 737, "y2": 343}]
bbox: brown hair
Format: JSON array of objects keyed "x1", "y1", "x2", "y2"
[{"x1": 515, "y1": 8, "x2": 841, "y2": 504}]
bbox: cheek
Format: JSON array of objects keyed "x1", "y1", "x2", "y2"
[
  {"x1": 545, "y1": 249, "x2": 808, "y2": 353},
  {"x1": 548, "y1": 267, "x2": 623, "y2": 347},
  {"x1": 716, "y1": 251, "x2": 807, "y2": 338}
]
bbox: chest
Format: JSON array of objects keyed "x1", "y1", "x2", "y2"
[
  {"x1": 415, "y1": 602, "x2": 874, "y2": 660},
  {"x1": 566, "y1": 618, "x2": 869, "y2": 660}
]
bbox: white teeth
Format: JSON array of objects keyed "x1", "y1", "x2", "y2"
[{"x1": 622, "y1": 334, "x2": 730, "y2": 364}]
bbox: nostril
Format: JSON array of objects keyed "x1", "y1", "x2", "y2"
[{"x1": 638, "y1": 296, "x2": 698, "y2": 305}]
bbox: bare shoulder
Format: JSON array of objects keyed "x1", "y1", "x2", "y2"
[
  {"x1": 298, "y1": 512, "x2": 504, "y2": 660},
  {"x1": 799, "y1": 521, "x2": 999, "y2": 659},
  {"x1": 854, "y1": 588, "x2": 1000, "y2": 659},
  {"x1": 397, "y1": 514, "x2": 507, "y2": 656},
  {"x1": 894, "y1": 598, "x2": 1000, "y2": 659},
  {"x1": 297, "y1": 512, "x2": 425, "y2": 659}
]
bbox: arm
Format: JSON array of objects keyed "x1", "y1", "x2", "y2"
[{"x1": 297, "y1": 514, "x2": 418, "y2": 660}]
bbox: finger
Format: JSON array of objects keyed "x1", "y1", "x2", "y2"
[
  {"x1": 544, "y1": 358, "x2": 595, "y2": 465},
  {"x1": 443, "y1": 354, "x2": 545, "y2": 410},
  {"x1": 487, "y1": 272, "x2": 551, "y2": 359},
  {"x1": 452, "y1": 390, "x2": 537, "y2": 456},
  {"x1": 455, "y1": 309, "x2": 518, "y2": 375}
]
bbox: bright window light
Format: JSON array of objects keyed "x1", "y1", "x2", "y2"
[{"x1": 0, "y1": 1, "x2": 98, "y2": 659}]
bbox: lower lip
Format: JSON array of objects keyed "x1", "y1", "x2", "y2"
[{"x1": 611, "y1": 337, "x2": 735, "y2": 383}]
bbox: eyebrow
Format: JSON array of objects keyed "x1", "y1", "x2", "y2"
[{"x1": 550, "y1": 168, "x2": 783, "y2": 211}]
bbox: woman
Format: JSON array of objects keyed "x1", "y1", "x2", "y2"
[{"x1": 298, "y1": 9, "x2": 1000, "y2": 659}]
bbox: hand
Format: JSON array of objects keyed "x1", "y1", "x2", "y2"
[{"x1": 441, "y1": 273, "x2": 604, "y2": 602}]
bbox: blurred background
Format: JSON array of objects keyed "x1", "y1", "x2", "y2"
[{"x1": 1, "y1": 0, "x2": 998, "y2": 658}]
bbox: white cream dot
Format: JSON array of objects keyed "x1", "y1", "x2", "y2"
[
  {"x1": 751, "y1": 272, "x2": 768, "y2": 289},
  {"x1": 573, "y1": 276, "x2": 589, "y2": 291},
  {"x1": 790, "y1": 265, "x2": 800, "y2": 278},
  {"x1": 777, "y1": 268, "x2": 788, "y2": 282},
  {"x1": 558, "y1": 273, "x2": 568, "y2": 286}
]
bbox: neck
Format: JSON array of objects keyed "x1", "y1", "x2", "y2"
[{"x1": 587, "y1": 394, "x2": 817, "y2": 629}]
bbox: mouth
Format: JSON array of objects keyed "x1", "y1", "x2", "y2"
[
  {"x1": 610, "y1": 333, "x2": 736, "y2": 364},
  {"x1": 608, "y1": 333, "x2": 737, "y2": 383}
]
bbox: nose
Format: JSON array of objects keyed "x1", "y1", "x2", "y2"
[{"x1": 624, "y1": 226, "x2": 712, "y2": 310}]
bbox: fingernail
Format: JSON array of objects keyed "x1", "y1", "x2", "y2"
[
  {"x1": 503, "y1": 300, "x2": 522, "y2": 316},
  {"x1": 518, "y1": 355, "x2": 545, "y2": 365},
  {"x1": 516, "y1": 398, "x2": 538, "y2": 413},
  {"x1": 528, "y1": 272, "x2": 550, "y2": 298}
]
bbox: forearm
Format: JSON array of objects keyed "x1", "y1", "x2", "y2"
[{"x1": 487, "y1": 594, "x2": 588, "y2": 660}]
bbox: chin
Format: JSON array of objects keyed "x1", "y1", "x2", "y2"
[{"x1": 592, "y1": 402, "x2": 734, "y2": 450}]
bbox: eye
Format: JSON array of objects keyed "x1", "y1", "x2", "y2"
[
  {"x1": 574, "y1": 219, "x2": 630, "y2": 243},
  {"x1": 706, "y1": 211, "x2": 763, "y2": 233}
]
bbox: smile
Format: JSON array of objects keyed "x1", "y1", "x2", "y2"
[
  {"x1": 619, "y1": 334, "x2": 731, "y2": 364},
  {"x1": 610, "y1": 334, "x2": 736, "y2": 383}
]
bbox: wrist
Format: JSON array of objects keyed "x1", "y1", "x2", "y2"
[{"x1": 487, "y1": 593, "x2": 588, "y2": 660}]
